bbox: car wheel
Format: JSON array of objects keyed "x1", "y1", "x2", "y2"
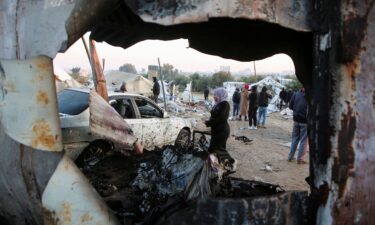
[
  {"x1": 175, "y1": 129, "x2": 190, "y2": 150},
  {"x1": 75, "y1": 141, "x2": 111, "y2": 169}
]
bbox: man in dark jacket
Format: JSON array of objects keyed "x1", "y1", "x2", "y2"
[
  {"x1": 248, "y1": 85, "x2": 259, "y2": 129},
  {"x1": 279, "y1": 88, "x2": 287, "y2": 110},
  {"x1": 287, "y1": 88, "x2": 308, "y2": 164},
  {"x1": 204, "y1": 86, "x2": 209, "y2": 101},
  {"x1": 257, "y1": 86, "x2": 272, "y2": 128},
  {"x1": 231, "y1": 88, "x2": 241, "y2": 119},
  {"x1": 152, "y1": 77, "x2": 160, "y2": 103}
]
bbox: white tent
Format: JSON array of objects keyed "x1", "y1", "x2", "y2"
[
  {"x1": 250, "y1": 76, "x2": 286, "y2": 113},
  {"x1": 53, "y1": 65, "x2": 83, "y2": 92},
  {"x1": 105, "y1": 70, "x2": 153, "y2": 96},
  {"x1": 223, "y1": 81, "x2": 245, "y2": 99}
]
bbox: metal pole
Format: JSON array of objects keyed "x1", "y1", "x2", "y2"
[
  {"x1": 89, "y1": 38, "x2": 108, "y2": 101},
  {"x1": 157, "y1": 58, "x2": 167, "y2": 110},
  {"x1": 81, "y1": 37, "x2": 90, "y2": 61},
  {"x1": 253, "y1": 61, "x2": 257, "y2": 81}
]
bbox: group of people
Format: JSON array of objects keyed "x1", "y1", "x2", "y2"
[
  {"x1": 210, "y1": 84, "x2": 308, "y2": 166},
  {"x1": 231, "y1": 84, "x2": 272, "y2": 129}
]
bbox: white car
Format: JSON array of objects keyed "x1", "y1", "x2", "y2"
[{"x1": 58, "y1": 88, "x2": 194, "y2": 164}]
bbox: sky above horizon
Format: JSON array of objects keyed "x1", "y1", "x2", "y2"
[{"x1": 54, "y1": 36, "x2": 295, "y2": 75}]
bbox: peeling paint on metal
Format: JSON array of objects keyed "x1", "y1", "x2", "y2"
[
  {"x1": 0, "y1": 56, "x2": 62, "y2": 151},
  {"x1": 333, "y1": 106, "x2": 356, "y2": 198},
  {"x1": 62, "y1": 202, "x2": 72, "y2": 223},
  {"x1": 80, "y1": 212, "x2": 93, "y2": 223},
  {"x1": 319, "y1": 32, "x2": 331, "y2": 51},
  {"x1": 37, "y1": 91, "x2": 50, "y2": 105},
  {"x1": 31, "y1": 119, "x2": 57, "y2": 150},
  {"x1": 43, "y1": 207, "x2": 59, "y2": 225}
]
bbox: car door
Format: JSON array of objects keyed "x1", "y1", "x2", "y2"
[
  {"x1": 133, "y1": 97, "x2": 168, "y2": 149},
  {"x1": 110, "y1": 96, "x2": 143, "y2": 144}
]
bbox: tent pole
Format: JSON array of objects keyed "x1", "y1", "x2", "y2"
[{"x1": 157, "y1": 58, "x2": 167, "y2": 110}]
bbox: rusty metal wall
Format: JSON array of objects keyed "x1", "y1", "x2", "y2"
[
  {"x1": 309, "y1": 1, "x2": 375, "y2": 224},
  {"x1": 0, "y1": 0, "x2": 375, "y2": 224}
]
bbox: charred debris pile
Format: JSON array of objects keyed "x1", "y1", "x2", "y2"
[{"x1": 82, "y1": 142, "x2": 285, "y2": 225}]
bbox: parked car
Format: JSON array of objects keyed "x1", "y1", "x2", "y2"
[{"x1": 58, "y1": 88, "x2": 195, "y2": 165}]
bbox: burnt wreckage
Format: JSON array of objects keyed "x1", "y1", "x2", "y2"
[{"x1": 0, "y1": 0, "x2": 374, "y2": 224}]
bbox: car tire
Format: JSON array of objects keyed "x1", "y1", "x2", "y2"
[
  {"x1": 175, "y1": 129, "x2": 190, "y2": 150},
  {"x1": 75, "y1": 141, "x2": 111, "y2": 169}
]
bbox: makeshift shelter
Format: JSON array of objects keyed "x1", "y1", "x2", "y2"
[
  {"x1": 223, "y1": 81, "x2": 245, "y2": 99},
  {"x1": 53, "y1": 64, "x2": 83, "y2": 92},
  {"x1": 105, "y1": 71, "x2": 153, "y2": 96},
  {"x1": 250, "y1": 76, "x2": 286, "y2": 113}
]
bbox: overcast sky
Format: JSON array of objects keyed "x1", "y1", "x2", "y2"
[{"x1": 54, "y1": 37, "x2": 295, "y2": 75}]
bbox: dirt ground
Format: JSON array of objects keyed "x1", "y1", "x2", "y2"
[{"x1": 189, "y1": 92, "x2": 310, "y2": 192}]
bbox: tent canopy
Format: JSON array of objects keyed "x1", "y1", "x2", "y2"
[{"x1": 106, "y1": 71, "x2": 153, "y2": 96}]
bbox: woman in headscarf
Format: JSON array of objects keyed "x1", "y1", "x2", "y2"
[
  {"x1": 239, "y1": 84, "x2": 249, "y2": 121},
  {"x1": 205, "y1": 88, "x2": 234, "y2": 167}
]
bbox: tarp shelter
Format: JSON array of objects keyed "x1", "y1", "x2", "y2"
[
  {"x1": 105, "y1": 71, "x2": 153, "y2": 96},
  {"x1": 223, "y1": 81, "x2": 245, "y2": 99},
  {"x1": 53, "y1": 64, "x2": 83, "y2": 92},
  {"x1": 250, "y1": 76, "x2": 286, "y2": 113}
]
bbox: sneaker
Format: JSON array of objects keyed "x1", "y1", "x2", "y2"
[
  {"x1": 253, "y1": 126, "x2": 257, "y2": 130},
  {"x1": 297, "y1": 160, "x2": 308, "y2": 164},
  {"x1": 248, "y1": 126, "x2": 252, "y2": 129}
]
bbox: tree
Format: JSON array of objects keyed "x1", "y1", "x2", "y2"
[
  {"x1": 119, "y1": 63, "x2": 137, "y2": 74},
  {"x1": 285, "y1": 76, "x2": 303, "y2": 91},
  {"x1": 174, "y1": 74, "x2": 190, "y2": 92},
  {"x1": 238, "y1": 75, "x2": 265, "y2": 84},
  {"x1": 189, "y1": 73, "x2": 210, "y2": 92},
  {"x1": 211, "y1": 71, "x2": 234, "y2": 87},
  {"x1": 161, "y1": 63, "x2": 179, "y2": 81}
]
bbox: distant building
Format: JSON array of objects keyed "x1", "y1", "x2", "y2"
[
  {"x1": 148, "y1": 65, "x2": 159, "y2": 80},
  {"x1": 220, "y1": 66, "x2": 230, "y2": 73}
]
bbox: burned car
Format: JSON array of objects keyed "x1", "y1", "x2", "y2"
[{"x1": 58, "y1": 88, "x2": 194, "y2": 162}]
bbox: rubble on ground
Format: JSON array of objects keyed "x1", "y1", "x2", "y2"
[{"x1": 80, "y1": 135, "x2": 293, "y2": 224}]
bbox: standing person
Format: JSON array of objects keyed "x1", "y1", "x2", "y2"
[
  {"x1": 257, "y1": 86, "x2": 272, "y2": 128},
  {"x1": 239, "y1": 84, "x2": 249, "y2": 121},
  {"x1": 204, "y1": 86, "x2": 209, "y2": 101},
  {"x1": 287, "y1": 88, "x2": 308, "y2": 164},
  {"x1": 119, "y1": 81, "x2": 127, "y2": 92},
  {"x1": 279, "y1": 88, "x2": 287, "y2": 110},
  {"x1": 205, "y1": 88, "x2": 235, "y2": 168},
  {"x1": 286, "y1": 89, "x2": 294, "y2": 105},
  {"x1": 248, "y1": 85, "x2": 259, "y2": 129},
  {"x1": 169, "y1": 82, "x2": 174, "y2": 101},
  {"x1": 231, "y1": 88, "x2": 241, "y2": 119},
  {"x1": 152, "y1": 77, "x2": 160, "y2": 103}
]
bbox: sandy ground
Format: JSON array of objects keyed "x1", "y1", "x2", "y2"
[{"x1": 189, "y1": 92, "x2": 310, "y2": 191}]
